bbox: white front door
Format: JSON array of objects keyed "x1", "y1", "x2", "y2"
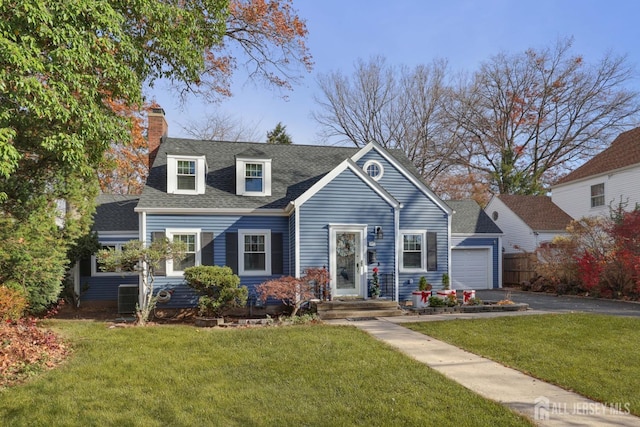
[{"x1": 330, "y1": 225, "x2": 367, "y2": 298}]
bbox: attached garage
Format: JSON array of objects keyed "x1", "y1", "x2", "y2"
[
  {"x1": 447, "y1": 200, "x2": 503, "y2": 289},
  {"x1": 451, "y1": 247, "x2": 492, "y2": 289}
]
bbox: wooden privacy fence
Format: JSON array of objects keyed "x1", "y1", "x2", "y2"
[{"x1": 503, "y1": 253, "x2": 537, "y2": 285}]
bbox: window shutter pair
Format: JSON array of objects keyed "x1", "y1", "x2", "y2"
[{"x1": 225, "y1": 232, "x2": 283, "y2": 275}]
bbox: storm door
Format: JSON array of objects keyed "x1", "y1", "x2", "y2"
[{"x1": 330, "y1": 225, "x2": 366, "y2": 298}]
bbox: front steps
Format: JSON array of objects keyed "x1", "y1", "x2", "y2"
[{"x1": 314, "y1": 299, "x2": 404, "y2": 320}]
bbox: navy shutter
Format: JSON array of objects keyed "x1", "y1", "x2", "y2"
[
  {"x1": 152, "y1": 232, "x2": 166, "y2": 276},
  {"x1": 226, "y1": 232, "x2": 238, "y2": 274},
  {"x1": 79, "y1": 257, "x2": 92, "y2": 277},
  {"x1": 271, "y1": 232, "x2": 283, "y2": 275},
  {"x1": 201, "y1": 232, "x2": 214, "y2": 266},
  {"x1": 427, "y1": 232, "x2": 437, "y2": 271}
]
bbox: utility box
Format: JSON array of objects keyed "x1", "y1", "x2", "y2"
[{"x1": 118, "y1": 285, "x2": 138, "y2": 314}]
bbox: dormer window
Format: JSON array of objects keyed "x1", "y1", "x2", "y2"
[
  {"x1": 167, "y1": 154, "x2": 206, "y2": 195},
  {"x1": 236, "y1": 155, "x2": 272, "y2": 196},
  {"x1": 245, "y1": 163, "x2": 264, "y2": 192},
  {"x1": 177, "y1": 160, "x2": 196, "y2": 190}
]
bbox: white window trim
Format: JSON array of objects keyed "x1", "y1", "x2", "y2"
[
  {"x1": 166, "y1": 228, "x2": 201, "y2": 276},
  {"x1": 238, "y1": 229, "x2": 271, "y2": 276},
  {"x1": 235, "y1": 158, "x2": 272, "y2": 196},
  {"x1": 92, "y1": 242, "x2": 138, "y2": 276},
  {"x1": 400, "y1": 229, "x2": 427, "y2": 273},
  {"x1": 363, "y1": 159, "x2": 384, "y2": 181},
  {"x1": 167, "y1": 154, "x2": 206, "y2": 195},
  {"x1": 590, "y1": 183, "x2": 605, "y2": 208}
]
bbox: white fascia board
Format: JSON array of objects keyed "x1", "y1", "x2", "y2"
[
  {"x1": 95, "y1": 231, "x2": 138, "y2": 238},
  {"x1": 451, "y1": 233, "x2": 504, "y2": 238},
  {"x1": 292, "y1": 158, "x2": 399, "y2": 209},
  {"x1": 451, "y1": 244, "x2": 494, "y2": 250},
  {"x1": 346, "y1": 159, "x2": 400, "y2": 208},
  {"x1": 351, "y1": 142, "x2": 453, "y2": 215},
  {"x1": 134, "y1": 207, "x2": 288, "y2": 216}
]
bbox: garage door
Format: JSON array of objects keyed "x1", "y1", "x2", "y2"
[{"x1": 451, "y1": 248, "x2": 491, "y2": 289}]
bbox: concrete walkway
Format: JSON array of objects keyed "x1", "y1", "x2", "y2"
[{"x1": 330, "y1": 312, "x2": 639, "y2": 426}]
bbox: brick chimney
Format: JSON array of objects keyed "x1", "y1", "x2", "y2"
[{"x1": 147, "y1": 107, "x2": 168, "y2": 169}]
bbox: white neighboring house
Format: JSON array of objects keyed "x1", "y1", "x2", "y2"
[
  {"x1": 552, "y1": 127, "x2": 640, "y2": 218},
  {"x1": 485, "y1": 195, "x2": 573, "y2": 254}
]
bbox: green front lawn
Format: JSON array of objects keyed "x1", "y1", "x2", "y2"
[
  {"x1": 0, "y1": 321, "x2": 531, "y2": 426},
  {"x1": 406, "y1": 313, "x2": 640, "y2": 416}
]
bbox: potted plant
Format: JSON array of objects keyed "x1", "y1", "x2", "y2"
[
  {"x1": 435, "y1": 272, "x2": 456, "y2": 301},
  {"x1": 442, "y1": 273, "x2": 450, "y2": 289},
  {"x1": 183, "y1": 265, "x2": 248, "y2": 326},
  {"x1": 411, "y1": 276, "x2": 432, "y2": 308},
  {"x1": 462, "y1": 289, "x2": 476, "y2": 304},
  {"x1": 369, "y1": 267, "x2": 381, "y2": 299}
]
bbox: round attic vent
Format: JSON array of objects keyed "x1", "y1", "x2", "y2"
[{"x1": 492, "y1": 211, "x2": 499, "y2": 221}]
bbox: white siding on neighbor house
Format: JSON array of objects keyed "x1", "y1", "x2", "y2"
[
  {"x1": 485, "y1": 197, "x2": 537, "y2": 253},
  {"x1": 536, "y1": 232, "x2": 562, "y2": 246},
  {"x1": 552, "y1": 166, "x2": 640, "y2": 220}
]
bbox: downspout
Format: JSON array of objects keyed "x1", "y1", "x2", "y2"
[
  {"x1": 394, "y1": 204, "x2": 401, "y2": 303},
  {"x1": 294, "y1": 206, "x2": 301, "y2": 278},
  {"x1": 448, "y1": 211, "x2": 452, "y2": 286},
  {"x1": 498, "y1": 236, "x2": 503, "y2": 289},
  {"x1": 139, "y1": 211, "x2": 146, "y2": 310}
]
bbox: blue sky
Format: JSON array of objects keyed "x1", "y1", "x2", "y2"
[{"x1": 148, "y1": 0, "x2": 640, "y2": 144}]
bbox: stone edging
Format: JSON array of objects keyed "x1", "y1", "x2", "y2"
[{"x1": 411, "y1": 302, "x2": 529, "y2": 315}]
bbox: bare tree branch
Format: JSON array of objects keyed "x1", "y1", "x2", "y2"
[{"x1": 180, "y1": 112, "x2": 262, "y2": 142}]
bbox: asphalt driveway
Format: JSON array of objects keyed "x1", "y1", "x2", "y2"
[{"x1": 475, "y1": 288, "x2": 640, "y2": 317}]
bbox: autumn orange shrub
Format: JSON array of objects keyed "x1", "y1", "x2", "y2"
[{"x1": 0, "y1": 285, "x2": 28, "y2": 322}]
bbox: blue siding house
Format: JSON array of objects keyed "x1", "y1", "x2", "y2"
[{"x1": 80, "y1": 109, "x2": 502, "y2": 310}]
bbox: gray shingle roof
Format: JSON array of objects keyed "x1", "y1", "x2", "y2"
[
  {"x1": 137, "y1": 139, "x2": 422, "y2": 210},
  {"x1": 446, "y1": 200, "x2": 502, "y2": 234},
  {"x1": 93, "y1": 194, "x2": 139, "y2": 232}
]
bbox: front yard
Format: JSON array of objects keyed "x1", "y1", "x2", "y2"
[
  {"x1": 0, "y1": 320, "x2": 531, "y2": 426},
  {"x1": 406, "y1": 313, "x2": 640, "y2": 416}
]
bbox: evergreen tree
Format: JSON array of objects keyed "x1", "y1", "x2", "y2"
[{"x1": 266, "y1": 122, "x2": 293, "y2": 144}]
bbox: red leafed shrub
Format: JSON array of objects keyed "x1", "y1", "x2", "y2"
[
  {"x1": 0, "y1": 285, "x2": 28, "y2": 322},
  {"x1": 575, "y1": 251, "x2": 604, "y2": 293},
  {"x1": 604, "y1": 209, "x2": 640, "y2": 298},
  {"x1": 0, "y1": 318, "x2": 70, "y2": 387},
  {"x1": 256, "y1": 276, "x2": 312, "y2": 317},
  {"x1": 610, "y1": 210, "x2": 640, "y2": 253},
  {"x1": 256, "y1": 267, "x2": 329, "y2": 317}
]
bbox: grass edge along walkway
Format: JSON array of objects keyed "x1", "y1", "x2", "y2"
[{"x1": 400, "y1": 313, "x2": 640, "y2": 424}]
